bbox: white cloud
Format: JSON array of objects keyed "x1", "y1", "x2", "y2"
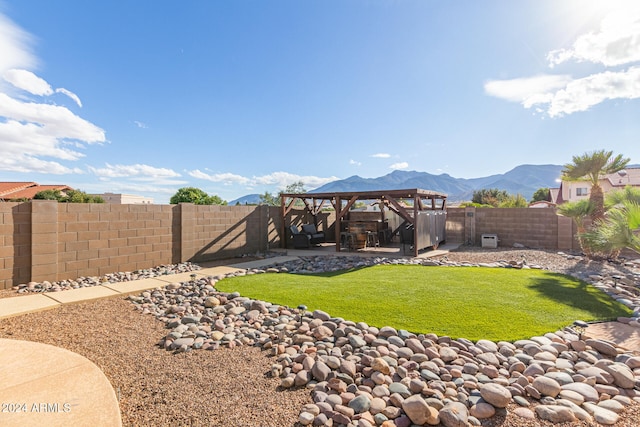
[
  {"x1": 89, "y1": 163, "x2": 181, "y2": 179},
  {"x1": 548, "y1": 7, "x2": 640, "y2": 67},
  {"x1": 189, "y1": 170, "x2": 251, "y2": 185},
  {"x1": 545, "y1": 67, "x2": 640, "y2": 117},
  {"x1": 349, "y1": 159, "x2": 362, "y2": 166},
  {"x1": 3, "y1": 68, "x2": 52, "y2": 95},
  {"x1": 0, "y1": 154, "x2": 81, "y2": 174},
  {"x1": 371, "y1": 153, "x2": 391, "y2": 158},
  {"x1": 3, "y1": 70, "x2": 83, "y2": 107},
  {"x1": 189, "y1": 169, "x2": 339, "y2": 190},
  {"x1": 252, "y1": 171, "x2": 339, "y2": 189},
  {"x1": 0, "y1": 12, "x2": 104, "y2": 175},
  {"x1": 55, "y1": 88, "x2": 82, "y2": 107},
  {"x1": 486, "y1": 70, "x2": 640, "y2": 117},
  {"x1": 484, "y1": 75, "x2": 572, "y2": 103},
  {"x1": 0, "y1": 116, "x2": 93, "y2": 174},
  {"x1": 390, "y1": 162, "x2": 409, "y2": 170},
  {"x1": 134, "y1": 120, "x2": 147, "y2": 129},
  {"x1": 487, "y1": 5, "x2": 640, "y2": 117},
  {"x1": 0, "y1": 14, "x2": 36, "y2": 76},
  {"x1": 0, "y1": 93, "x2": 103, "y2": 141}
]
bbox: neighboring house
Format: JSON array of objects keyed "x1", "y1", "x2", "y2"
[
  {"x1": 95, "y1": 193, "x2": 154, "y2": 204},
  {"x1": 0, "y1": 182, "x2": 72, "y2": 201},
  {"x1": 529, "y1": 201, "x2": 556, "y2": 208},
  {"x1": 550, "y1": 167, "x2": 640, "y2": 204}
]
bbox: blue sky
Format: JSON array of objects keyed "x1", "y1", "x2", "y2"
[{"x1": 1, "y1": 0, "x2": 639, "y2": 203}]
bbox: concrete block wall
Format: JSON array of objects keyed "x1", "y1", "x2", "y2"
[
  {"x1": 183, "y1": 205, "x2": 277, "y2": 262},
  {"x1": 0, "y1": 202, "x2": 32, "y2": 288},
  {"x1": 0, "y1": 202, "x2": 283, "y2": 289},
  {"x1": 447, "y1": 207, "x2": 579, "y2": 250},
  {"x1": 1, "y1": 202, "x2": 585, "y2": 290},
  {"x1": 475, "y1": 207, "x2": 558, "y2": 248}
]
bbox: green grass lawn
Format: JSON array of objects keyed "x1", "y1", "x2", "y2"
[{"x1": 216, "y1": 265, "x2": 633, "y2": 341}]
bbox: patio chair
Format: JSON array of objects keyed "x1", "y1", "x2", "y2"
[
  {"x1": 300, "y1": 224, "x2": 325, "y2": 244},
  {"x1": 289, "y1": 225, "x2": 311, "y2": 249}
]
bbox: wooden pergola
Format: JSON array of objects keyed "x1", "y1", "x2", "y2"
[{"x1": 280, "y1": 188, "x2": 447, "y2": 256}]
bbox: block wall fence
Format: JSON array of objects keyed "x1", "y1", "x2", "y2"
[
  {"x1": 1, "y1": 202, "x2": 578, "y2": 290},
  {"x1": 0, "y1": 201, "x2": 285, "y2": 290},
  {"x1": 445, "y1": 207, "x2": 578, "y2": 250}
]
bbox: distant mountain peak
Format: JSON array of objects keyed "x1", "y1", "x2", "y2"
[
  {"x1": 309, "y1": 164, "x2": 563, "y2": 201},
  {"x1": 230, "y1": 164, "x2": 565, "y2": 204}
]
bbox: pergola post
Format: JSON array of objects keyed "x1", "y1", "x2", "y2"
[
  {"x1": 413, "y1": 194, "x2": 419, "y2": 257},
  {"x1": 335, "y1": 196, "x2": 342, "y2": 252}
]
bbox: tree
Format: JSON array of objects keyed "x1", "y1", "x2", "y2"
[
  {"x1": 582, "y1": 186, "x2": 640, "y2": 257},
  {"x1": 258, "y1": 191, "x2": 279, "y2": 206},
  {"x1": 582, "y1": 201, "x2": 640, "y2": 257},
  {"x1": 259, "y1": 181, "x2": 307, "y2": 206},
  {"x1": 531, "y1": 188, "x2": 550, "y2": 203},
  {"x1": 605, "y1": 185, "x2": 640, "y2": 208},
  {"x1": 561, "y1": 150, "x2": 630, "y2": 222},
  {"x1": 64, "y1": 189, "x2": 104, "y2": 203},
  {"x1": 283, "y1": 181, "x2": 306, "y2": 194},
  {"x1": 205, "y1": 194, "x2": 226, "y2": 205},
  {"x1": 34, "y1": 189, "x2": 64, "y2": 201},
  {"x1": 169, "y1": 187, "x2": 227, "y2": 205},
  {"x1": 471, "y1": 189, "x2": 510, "y2": 207},
  {"x1": 498, "y1": 194, "x2": 528, "y2": 208},
  {"x1": 557, "y1": 199, "x2": 595, "y2": 257},
  {"x1": 33, "y1": 189, "x2": 104, "y2": 203}
]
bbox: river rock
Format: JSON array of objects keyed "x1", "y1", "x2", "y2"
[
  {"x1": 535, "y1": 405, "x2": 577, "y2": 423},
  {"x1": 348, "y1": 394, "x2": 371, "y2": 414},
  {"x1": 311, "y1": 360, "x2": 331, "y2": 382},
  {"x1": 532, "y1": 376, "x2": 561, "y2": 397},
  {"x1": 402, "y1": 395, "x2": 430, "y2": 425},
  {"x1": 439, "y1": 401, "x2": 469, "y2": 427},
  {"x1": 583, "y1": 402, "x2": 620, "y2": 425},
  {"x1": 479, "y1": 383, "x2": 511, "y2": 408},
  {"x1": 600, "y1": 362, "x2": 636, "y2": 389},
  {"x1": 561, "y1": 382, "x2": 600, "y2": 402},
  {"x1": 469, "y1": 402, "x2": 495, "y2": 419},
  {"x1": 586, "y1": 339, "x2": 618, "y2": 357}
]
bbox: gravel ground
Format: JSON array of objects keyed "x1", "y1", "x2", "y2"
[
  {"x1": 1, "y1": 248, "x2": 639, "y2": 426},
  {"x1": 433, "y1": 246, "x2": 639, "y2": 277},
  {"x1": 0, "y1": 297, "x2": 311, "y2": 427}
]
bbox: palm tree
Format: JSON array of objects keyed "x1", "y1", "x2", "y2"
[
  {"x1": 557, "y1": 199, "x2": 595, "y2": 256},
  {"x1": 583, "y1": 201, "x2": 640, "y2": 256},
  {"x1": 605, "y1": 185, "x2": 640, "y2": 208},
  {"x1": 561, "y1": 150, "x2": 630, "y2": 222}
]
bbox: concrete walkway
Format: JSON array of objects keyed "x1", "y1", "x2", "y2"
[
  {"x1": 0, "y1": 257, "x2": 299, "y2": 320},
  {"x1": 0, "y1": 339, "x2": 123, "y2": 427}
]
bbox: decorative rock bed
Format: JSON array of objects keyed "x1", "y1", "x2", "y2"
[
  {"x1": 12, "y1": 262, "x2": 202, "y2": 293},
  {"x1": 128, "y1": 254, "x2": 640, "y2": 426}
]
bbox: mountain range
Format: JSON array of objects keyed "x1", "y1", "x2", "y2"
[{"x1": 229, "y1": 164, "x2": 564, "y2": 205}]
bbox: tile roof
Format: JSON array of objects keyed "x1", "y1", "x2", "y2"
[
  {"x1": 0, "y1": 182, "x2": 73, "y2": 200},
  {"x1": 604, "y1": 167, "x2": 640, "y2": 187},
  {"x1": 0, "y1": 182, "x2": 36, "y2": 196}
]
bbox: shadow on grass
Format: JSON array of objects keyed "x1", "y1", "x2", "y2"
[{"x1": 527, "y1": 274, "x2": 630, "y2": 320}]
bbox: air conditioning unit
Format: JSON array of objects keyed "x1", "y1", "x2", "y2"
[{"x1": 481, "y1": 234, "x2": 498, "y2": 248}]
